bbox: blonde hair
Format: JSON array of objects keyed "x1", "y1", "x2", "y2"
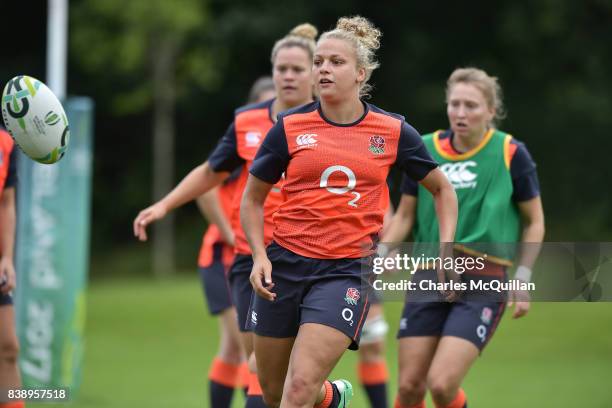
[
  {"x1": 271, "y1": 23, "x2": 318, "y2": 64},
  {"x1": 319, "y1": 16, "x2": 382, "y2": 98},
  {"x1": 446, "y1": 67, "x2": 506, "y2": 126}
]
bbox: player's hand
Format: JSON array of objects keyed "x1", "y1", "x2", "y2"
[
  {"x1": 436, "y1": 244, "x2": 461, "y2": 302},
  {"x1": 250, "y1": 255, "x2": 275, "y2": 301},
  {"x1": 133, "y1": 202, "x2": 168, "y2": 241},
  {"x1": 436, "y1": 266, "x2": 463, "y2": 302},
  {"x1": 439, "y1": 278, "x2": 461, "y2": 302},
  {"x1": 508, "y1": 289, "x2": 530, "y2": 318},
  {"x1": 0, "y1": 257, "x2": 16, "y2": 295}
]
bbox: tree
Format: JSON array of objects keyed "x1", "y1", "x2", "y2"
[{"x1": 72, "y1": 0, "x2": 217, "y2": 275}]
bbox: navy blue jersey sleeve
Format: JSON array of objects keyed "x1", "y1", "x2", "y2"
[
  {"x1": 249, "y1": 119, "x2": 290, "y2": 184},
  {"x1": 400, "y1": 173, "x2": 419, "y2": 196},
  {"x1": 395, "y1": 122, "x2": 438, "y2": 183},
  {"x1": 4, "y1": 145, "x2": 17, "y2": 189},
  {"x1": 511, "y1": 141, "x2": 540, "y2": 202},
  {"x1": 207, "y1": 122, "x2": 245, "y2": 172}
]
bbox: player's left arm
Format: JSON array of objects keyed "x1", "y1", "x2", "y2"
[
  {"x1": 420, "y1": 168, "x2": 460, "y2": 301},
  {"x1": 420, "y1": 169, "x2": 458, "y2": 244},
  {"x1": 517, "y1": 196, "x2": 545, "y2": 268},
  {"x1": 508, "y1": 197, "x2": 545, "y2": 318},
  {"x1": 508, "y1": 140, "x2": 545, "y2": 318},
  {"x1": 0, "y1": 187, "x2": 16, "y2": 294},
  {"x1": 395, "y1": 123, "x2": 457, "y2": 244},
  {"x1": 395, "y1": 123, "x2": 458, "y2": 300}
]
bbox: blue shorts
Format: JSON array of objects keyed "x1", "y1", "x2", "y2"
[
  {"x1": 246, "y1": 242, "x2": 372, "y2": 350},
  {"x1": 228, "y1": 254, "x2": 254, "y2": 332},
  {"x1": 199, "y1": 243, "x2": 233, "y2": 315},
  {"x1": 397, "y1": 271, "x2": 506, "y2": 351},
  {"x1": 0, "y1": 292, "x2": 12, "y2": 306}
]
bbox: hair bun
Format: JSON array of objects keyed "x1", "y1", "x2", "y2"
[
  {"x1": 336, "y1": 16, "x2": 381, "y2": 50},
  {"x1": 290, "y1": 23, "x2": 318, "y2": 40}
]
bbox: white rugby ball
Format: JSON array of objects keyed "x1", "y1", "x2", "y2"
[{"x1": 1, "y1": 75, "x2": 70, "y2": 164}]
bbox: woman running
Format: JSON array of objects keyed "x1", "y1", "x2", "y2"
[
  {"x1": 196, "y1": 76, "x2": 275, "y2": 408},
  {"x1": 387, "y1": 67, "x2": 544, "y2": 408},
  {"x1": 134, "y1": 23, "x2": 317, "y2": 407},
  {"x1": 241, "y1": 16, "x2": 457, "y2": 408}
]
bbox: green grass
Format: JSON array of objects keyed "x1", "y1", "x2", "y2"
[{"x1": 30, "y1": 275, "x2": 612, "y2": 407}]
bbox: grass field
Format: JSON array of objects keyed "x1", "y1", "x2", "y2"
[{"x1": 30, "y1": 274, "x2": 612, "y2": 408}]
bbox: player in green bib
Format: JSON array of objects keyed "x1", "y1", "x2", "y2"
[{"x1": 383, "y1": 68, "x2": 545, "y2": 408}]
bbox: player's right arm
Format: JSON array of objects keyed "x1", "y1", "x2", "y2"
[
  {"x1": 196, "y1": 186, "x2": 235, "y2": 246},
  {"x1": 242, "y1": 175, "x2": 275, "y2": 301},
  {"x1": 134, "y1": 122, "x2": 243, "y2": 241},
  {"x1": 133, "y1": 162, "x2": 229, "y2": 241},
  {"x1": 241, "y1": 119, "x2": 289, "y2": 301}
]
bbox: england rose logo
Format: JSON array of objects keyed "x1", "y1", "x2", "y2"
[
  {"x1": 481, "y1": 307, "x2": 493, "y2": 325},
  {"x1": 344, "y1": 288, "x2": 361, "y2": 305},
  {"x1": 369, "y1": 135, "x2": 385, "y2": 154}
]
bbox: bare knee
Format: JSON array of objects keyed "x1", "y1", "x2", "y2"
[
  {"x1": 259, "y1": 370, "x2": 283, "y2": 408},
  {"x1": 0, "y1": 336, "x2": 19, "y2": 365},
  {"x1": 397, "y1": 376, "x2": 427, "y2": 405},
  {"x1": 262, "y1": 392, "x2": 281, "y2": 408},
  {"x1": 428, "y1": 376, "x2": 458, "y2": 405},
  {"x1": 285, "y1": 374, "x2": 318, "y2": 405}
]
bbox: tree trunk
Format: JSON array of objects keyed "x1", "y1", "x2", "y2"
[{"x1": 151, "y1": 35, "x2": 177, "y2": 277}]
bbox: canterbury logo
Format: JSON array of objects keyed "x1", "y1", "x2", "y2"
[
  {"x1": 440, "y1": 161, "x2": 478, "y2": 189},
  {"x1": 245, "y1": 131, "x2": 261, "y2": 147},
  {"x1": 296, "y1": 133, "x2": 317, "y2": 147}
]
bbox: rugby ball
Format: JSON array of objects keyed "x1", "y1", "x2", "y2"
[{"x1": 1, "y1": 75, "x2": 70, "y2": 164}]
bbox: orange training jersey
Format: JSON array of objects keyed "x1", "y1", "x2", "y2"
[
  {"x1": 207, "y1": 99, "x2": 283, "y2": 255},
  {"x1": 250, "y1": 101, "x2": 438, "y2": 259},
  {"x1": 197, "y1": 172, "x2": 239, "y2": 268},
  {"x1": 0, "y1": 129, "x2": 15, "y2": 193}
]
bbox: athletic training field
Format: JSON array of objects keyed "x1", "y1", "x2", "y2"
[{"x1": 30, "y1": 275, "x2": 612, "y2": 408}]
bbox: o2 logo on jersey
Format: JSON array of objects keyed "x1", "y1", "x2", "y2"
[
  {"x1": 320, "y1": 165, "x2": 360, "y2": 207},
  {"x1": 342, "y1": 308, "x2": 354, "y2": 326},
  {"x1": 440, "y1": 161, "x2": 478, "y2": 189},
  {"x1": 476, "y1": 324, "x2": 487, "y2": 343}
]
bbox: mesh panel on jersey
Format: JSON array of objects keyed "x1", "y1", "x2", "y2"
[{"x1": 273, "y1": 109, "x2": 402, "y2": 259}]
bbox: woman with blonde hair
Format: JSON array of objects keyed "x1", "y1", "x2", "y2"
[
  {"x1": 241, "y1": 16, "x2": 457, "y2": 408},
  {"x1": 195, "y1": 75, "x2": 275, "y2": 407},
  {"x1": 134, "y1": 23, "x2": 318, "y2": 408}
]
